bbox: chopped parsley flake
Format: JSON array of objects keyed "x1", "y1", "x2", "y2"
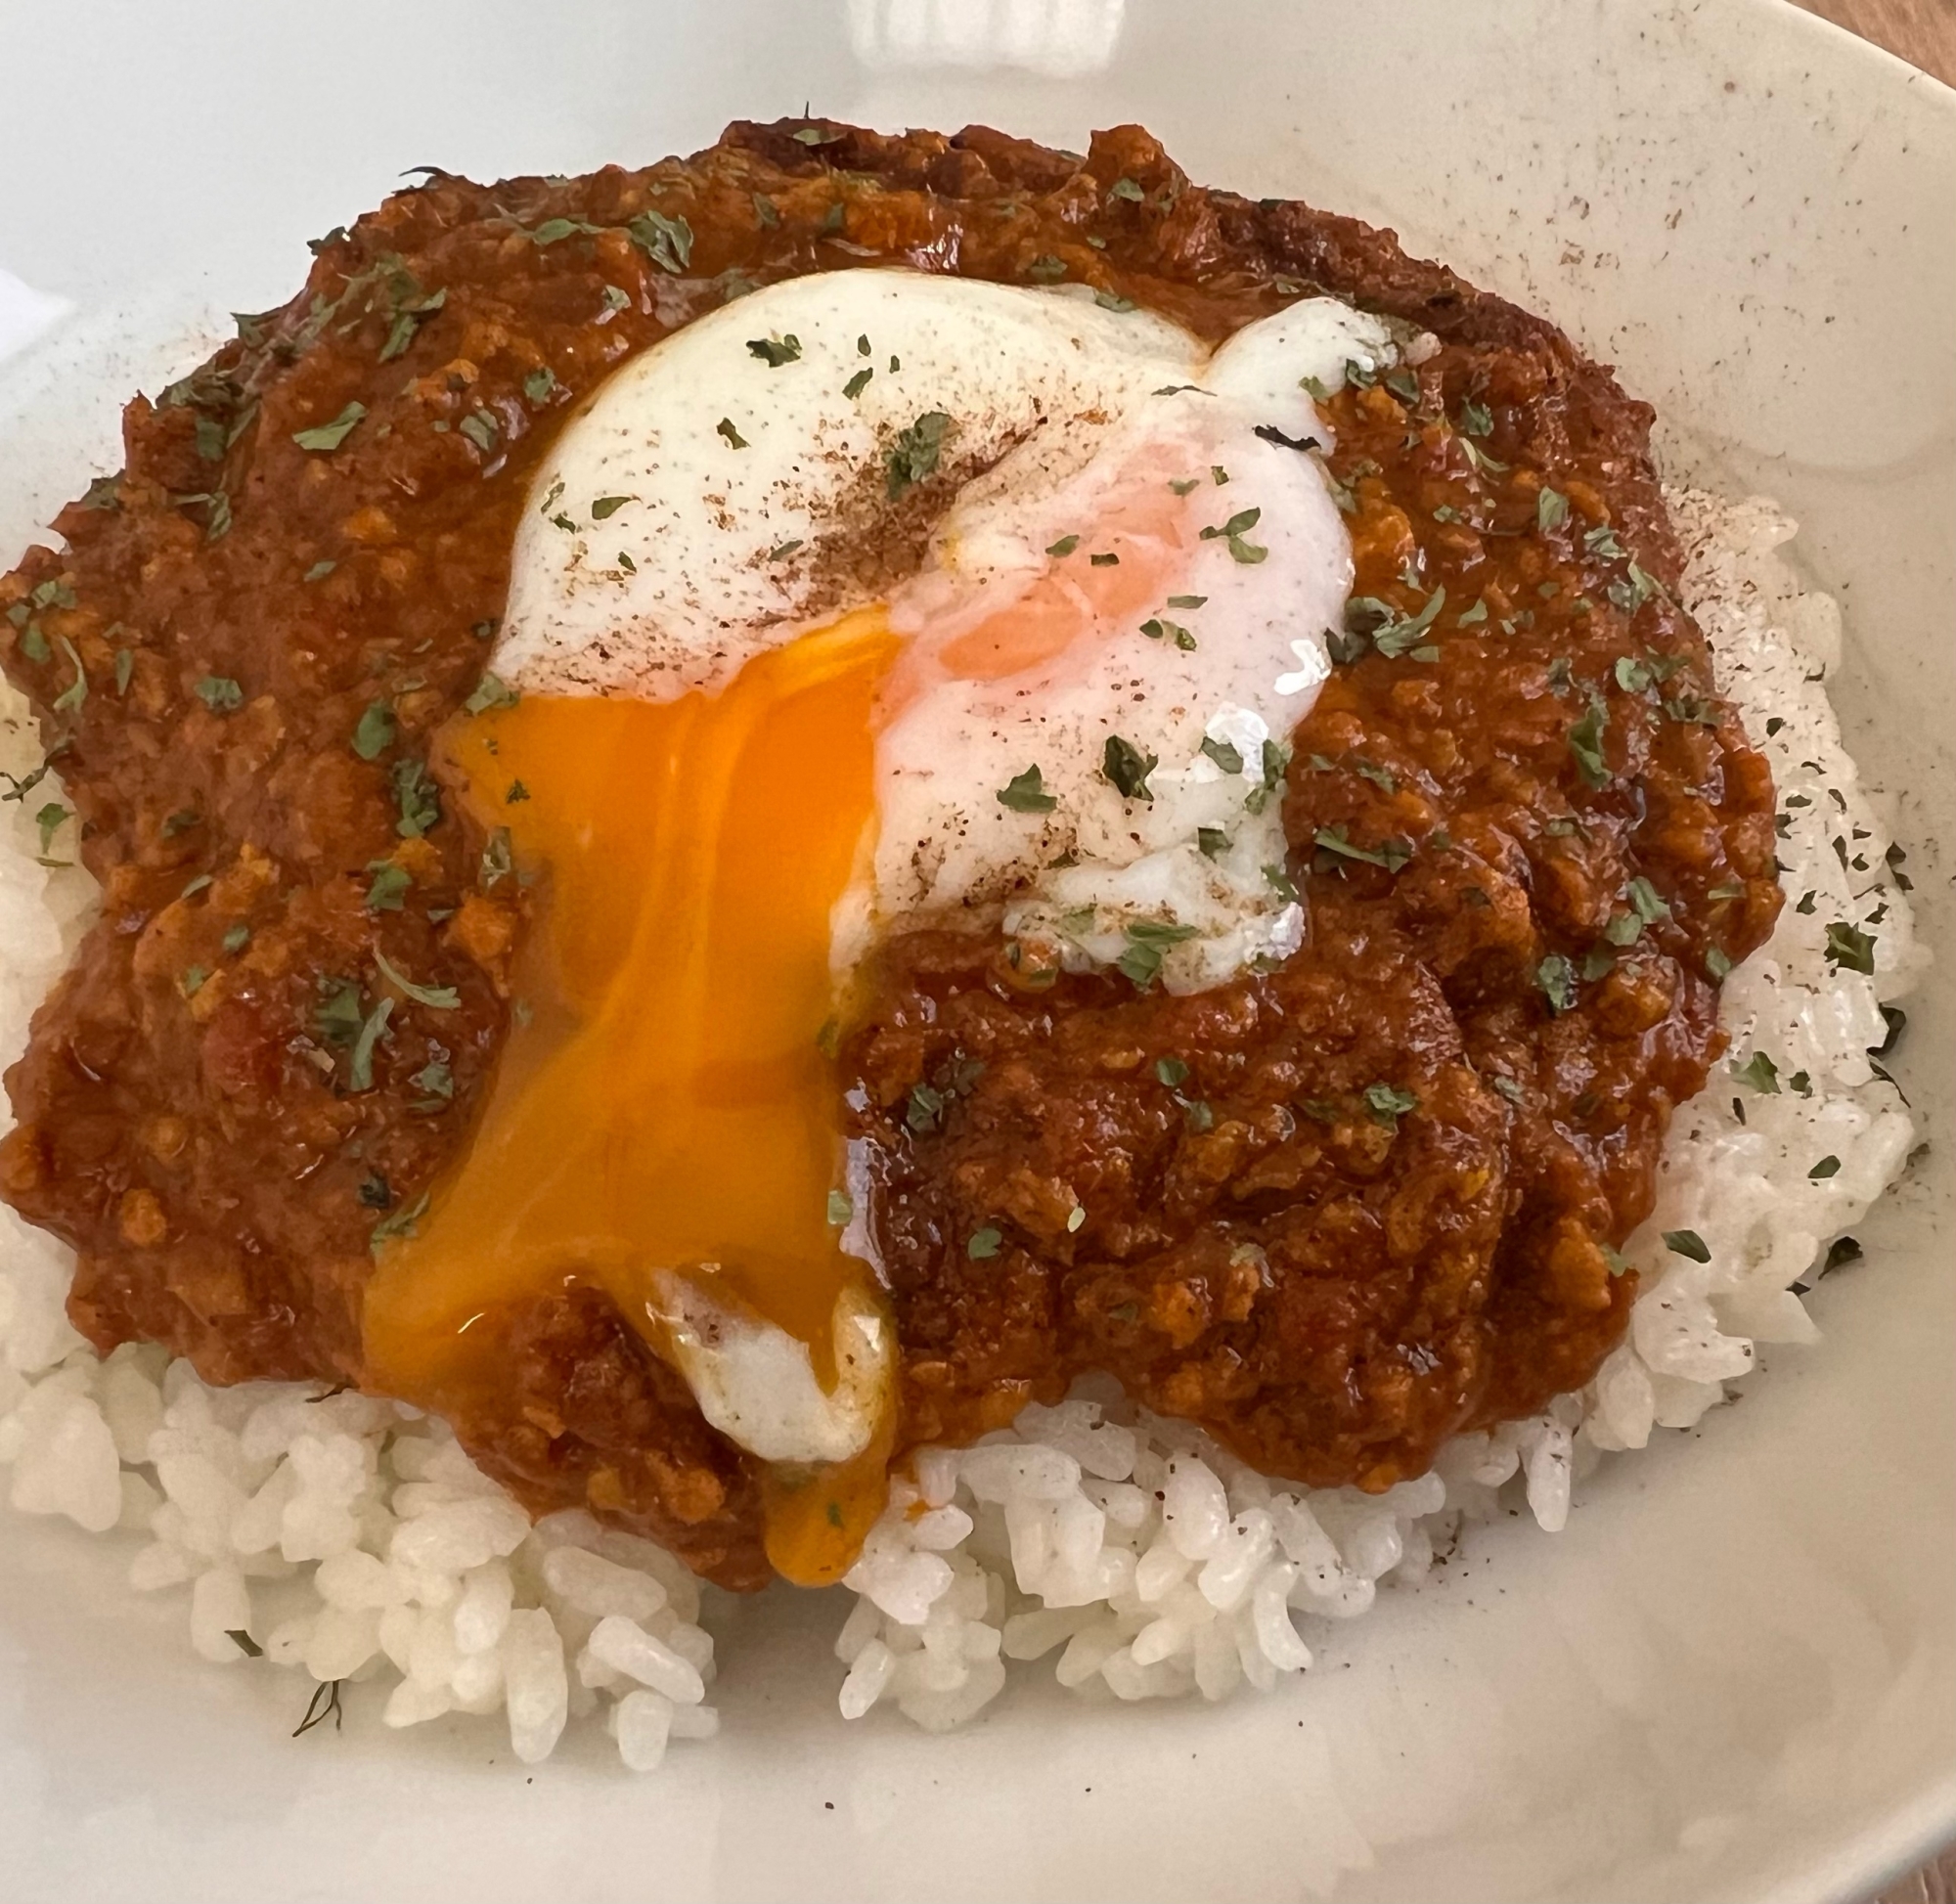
[
  {"x1": 1535, "y1": 953, "x2": 1578, "y2": 1013},
  {"x1": 826, "y1": 1189, "x2": 853, "y2": 1227},
  {"x1": 1731, "y1": 1051, "x2": 1780, "y2": 1094},
  {"x1": 997, "y1": 766, "x2": 1058, "y2": 814},
  {"x1": 351, "y1": 701, "x2": 395, "y2": 761},
  {"x1": 1627, "y1": 876, "x2": 1669, "y2": 923},
  {"x1": 1155, "y1": 1057, "x2": 1190, "y2": 1088},
  {"x1": 628, "y1": 209, "x2": 694, "y2": 274},
  {"x1": 370, "y1": 1192, "x2": 430, "y2": 1257},
  {"x1": 458, "y1": 409, "x2": 500, "y2": 454},
  {"x1": 906, "y1": 1083, "x2": 946, "y2": 1135},
  {"x1": 291, "y1": 402, "x2": 366, "y2": 453},
  {"x1": 195, "y1": 675, "x2": 243, "y2": 714},
  {"x1": 1363, "y1": 1083, "x2": 1417, "y2": 1129},
  {"x1": 1823, "y1": 921, "x2": 1876, "y2": 974},
  {"x1": 365, "y1": 862, "x2": 412, "y2": 912},
  {"x1": 885, "y1": 411, "x2": 953, "y2": 497},
  {"x1": 1664, "y1": 1228, "x2": 1712, "y2": 1263},
  {"x1": 1101, "y1": 734, "x2": 1157, "y2": 802},
  {"x1": 967, "y1": 1226, "x2": 1003, "y2": 1259},
  {"x1": 1567, "y1": 696, "x2": 1610, "y2": 788},
  {"x1": 746, "y1": 333, "x2": 803, "y2": 367},
  {"x1": 391, "y1": 758, "x2": 441, "y2": 838},
  {"x1": 715, "y1": 417, "x2": 749, "y2": 449},
  {"x1": 375, "y1": 950, "x2": 459, "y2": 1010},
  {"x1": 1535, "y1": 486, "x2": 1571, "y2": 532},
  {"x1": 347, "y1": 996, "x2": 394, "y2": 1090},
  {"x1": 1346, "y1": 586, "x2": 1446, "y2": 660},
  {"x1": 842, "y1": 367, "x2": 873, "y2": 399},
  {"x1": 1313, "y1": 826, "x2": 1409, "y2": 871},
  {"x1": 463, "y1": 671, "x2": 518, "y2": 716},
  {"x1": 1198, "y1": 505, "x2": 1265, "y2": 564},
  {"x1": 479, "y1": 827, "x2": 513, "y2": 888}
]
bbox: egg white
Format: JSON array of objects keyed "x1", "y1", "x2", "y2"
[{"x1": 502, "y1": 269, "x2": 1398, "y2": 992}]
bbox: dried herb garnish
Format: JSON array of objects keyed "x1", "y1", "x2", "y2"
[
  {"x1": 463, "y1": 672, "x2": 519, "y2": 715},
  {"x1": 374, "y1": 951, "x2": 457, "y2": 1011},
  {"x1": 1824, "y1": 921, "x2": 1876, "y2": 974},
  {"x1": 291, "y1": 402, "x2": 366, "y2": 453},
  {"x1": 885, "y1": 411, "x2": 953, "y2": 497},
  {"x1": 391, "y1": 758, "x2": 441, "y2": 838},
  {"x1": 628, "y1": 209, "x2": 694, "y2": 274},
  {"x1": 997, "y1": 766, "x2": 1058, "y2": 814},
  {"x1": 370, "y1": 1192, "x2": 430, "y2": 1256},
  {"x1": 365, "y1": 863, "x2": 412, "y2": 912},
  {"x1": 1535, "y1": 953, "x2": 1577, "y2": 1013},
  {"x1": 1101, "y1": 734, "x2": 1157, "y2": 802},
  {"x1": 746, "y1": 334, "x2": 803, "y2": 367},
  {"x1": 352, "y1": 700, "x2": 395, "y2": 761},
  {"x1": 1567, "y1": 696, "x2": 1610, "y2": 789},
  {"x1": 1198, "y1": 506, "x2": 1267, "y2": 564},
  {"x1": 348, "y1": 996, "x2": 394, "y2": 1091},
  {"x1": 1663, "y1": 1229, "x2": 1712, "y2": 1262},
  {"x1": 479, "y1": 827, "x2": 513, "y2": 888},
  {"x1": 1730, "y1": 1051, "x2": 1780, "y2": 1094},
  {"x1": 1363, "y1": 1083, "x2": 1417, "y2": 1130}
]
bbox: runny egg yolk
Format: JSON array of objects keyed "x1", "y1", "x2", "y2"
[
  {"x1": 360, "y1": 506, "x2": 1190, "y2": 1584},
  {"x1": 362, "y1": 608, "x2": 899, "y2": 1583}
]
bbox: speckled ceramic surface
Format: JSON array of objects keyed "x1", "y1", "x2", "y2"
[{"x1": 0, "y1": 3, "x2": 1949, "y2": 1900}]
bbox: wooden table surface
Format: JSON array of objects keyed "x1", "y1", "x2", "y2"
[
  {"x1": 1803, "y1": 10, "x2": 1954, "y2": 1892},
  {"x1": 1794, "y1": 0, "x2": 1956, "y2": 82}
]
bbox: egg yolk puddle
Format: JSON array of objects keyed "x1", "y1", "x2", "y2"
[{"x1": 362, "y1": 607, "x2": 900, "y2": 1585}]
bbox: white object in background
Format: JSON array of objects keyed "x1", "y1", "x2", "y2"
[
  {"x1": 847, "y1": 0, "x2": 1125, "y2": 75},
  {"x1": 0, "y1": 267, "x2": 66, "y2": 368}
]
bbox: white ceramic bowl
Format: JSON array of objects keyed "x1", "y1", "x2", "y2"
[{"x1": 0, "y1": 4, "x2": 1949, "y2": 1899}]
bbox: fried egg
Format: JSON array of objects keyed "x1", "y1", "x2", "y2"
[{"x1": 363, "y1": 270, "x2": 1398, "y2": 1579}]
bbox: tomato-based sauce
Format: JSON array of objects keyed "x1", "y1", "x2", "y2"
[{"x1": 0, "y1": 120, "x2": 1779, "y2": 1587}]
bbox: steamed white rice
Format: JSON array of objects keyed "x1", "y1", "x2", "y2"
[{"x1": 0, "y1": 485, "x2": 1923, "y2": 1765}]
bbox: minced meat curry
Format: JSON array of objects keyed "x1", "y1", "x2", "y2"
[{"x1": 0, "y1": 121, "x2": 1781, "y2": 1589}]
